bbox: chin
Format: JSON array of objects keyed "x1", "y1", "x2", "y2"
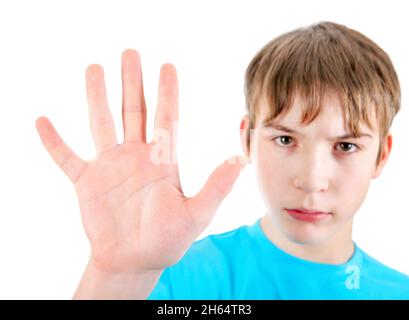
[
  {"x1": 280, "y1": 222, "x2": 330, "y2": 246},
  {"x1": 286, "y1": 234, "x2": 325, "y2": 246}
]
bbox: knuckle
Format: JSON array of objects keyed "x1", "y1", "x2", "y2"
[
  {"x1": 123, "y1": 105, "x2": 143, "y2": 113},
  {"x1": 93, "y1": 117, "x2": 110, "y2": 127},
  {"x1": 60, "y1": 152, "x2": 74, "y2": 174}
]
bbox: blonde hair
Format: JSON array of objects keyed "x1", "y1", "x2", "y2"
[{"x1": 244, "y1": 21, "x2": 401, "y2": 165}]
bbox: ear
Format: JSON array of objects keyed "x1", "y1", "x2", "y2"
[
  {"x1": 239, "y1": 115, "x2": 251, "y2": 160},
  {"x1": 372, "y1": 133, "x2": 393, "y2": 179}
]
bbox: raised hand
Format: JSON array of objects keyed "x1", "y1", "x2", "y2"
[{"x1": 35, "y1": 49, "x2": 247, "y2": 277}]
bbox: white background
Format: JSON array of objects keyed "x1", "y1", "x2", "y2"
[{"x1": 0, "y1": 0, "x2": 408, "y2": 299}]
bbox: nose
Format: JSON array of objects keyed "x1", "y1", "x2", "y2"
[{"x1": 293, "y1": 152, "x2": 330, "y2": 194}]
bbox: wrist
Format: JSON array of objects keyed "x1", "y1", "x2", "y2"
[{"x1": 73, "y1": 257, "x2": 164, "y2": 300}]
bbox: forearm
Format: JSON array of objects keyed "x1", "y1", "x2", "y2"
[{"x1": 73, "y1": 259, "x2": 163, "y2": 300}]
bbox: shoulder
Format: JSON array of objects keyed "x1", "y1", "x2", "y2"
[
  {"x1": 176, "y1": 223, "x2": 254, "y2": 270},
  {"x1": 151, "y1": 223, "x2": 255, "y2": 299},
  {"x1": 359, "y1": 247, "x2": 409, "y2": 298},
  {"x1": 193, "y1": 224, "x2": 252, "y2": 253}
]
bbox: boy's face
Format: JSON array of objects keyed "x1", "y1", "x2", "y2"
[{"x1": 240, "y1": 92, "x2": 392, "y2": 245}]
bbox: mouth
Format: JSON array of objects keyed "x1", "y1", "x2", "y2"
[{"x1": 284, "y1": 208, "x2": 332, "y2": 223}]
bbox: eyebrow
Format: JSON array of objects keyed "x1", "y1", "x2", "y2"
[{"x1": 262, "y1": 121, "x2": 374, "y2": 140}]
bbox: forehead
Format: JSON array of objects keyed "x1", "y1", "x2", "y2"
[
  {"x1": 257, "y1": 92, "x2": 339, "y2": 122},
  {"x1": 256, "y1": 92, "x2": 378, "y2": 134}
]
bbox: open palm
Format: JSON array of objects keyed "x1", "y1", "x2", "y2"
[{"x1": 36, "y1": 49, "x2": 246, "y2": 275}]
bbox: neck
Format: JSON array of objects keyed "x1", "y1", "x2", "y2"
[{"x1": 260, "y1": 214, "x2": 355, "y2": 265}]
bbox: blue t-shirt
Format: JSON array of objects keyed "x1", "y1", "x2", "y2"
[{"x1": 148, "y1": 218, "x2": 409, "y2": 299}]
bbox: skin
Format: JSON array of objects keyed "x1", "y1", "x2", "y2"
[
  {"x1": 35, "y1": 48, "x2": 393, "y2": 299},
  {"x1": 240, "y1": 93, "x2": 392, "y2": 264},
  {"x1": 36, "y1": 49, "x2": 246, "y2": 299}
]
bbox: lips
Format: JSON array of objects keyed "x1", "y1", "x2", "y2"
[
  {"x1": 285, "y1": 208, "x2": 331, "y2": 222},
  {"x1": 289, "y1": 208, "x2": 330, "y2": 214}
]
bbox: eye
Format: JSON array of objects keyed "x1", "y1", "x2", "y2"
[
  {"x1": 273, "y1": 135, "x2": 294, "y2": 147},
  {"x1": 336, "y1": 142, "x2": 359, "y2": 153}
]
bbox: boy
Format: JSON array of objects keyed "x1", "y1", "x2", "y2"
[{"x1": 36, "y1": 21, "x2": 409, "y2": 299}]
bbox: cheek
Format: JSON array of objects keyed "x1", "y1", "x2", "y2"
[
  {"x1": 332, "y1": 165, "x2": 373, "y2": 214},
  {"x1": 327, "y1": 162, "x2": 371, "y2": 221},
  {"x1": 336, "y1": 150, "x2": 376, "y2": 187},
  {"x1": 255, "y1": 144, "x2": 290, "y2": 197}
]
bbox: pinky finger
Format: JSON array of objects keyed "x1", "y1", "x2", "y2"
[{"x1": 35, "y1": 116, "x2": 87, "y2": 183}]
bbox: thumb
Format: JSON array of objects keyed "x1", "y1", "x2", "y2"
[{"x1": 185, "y1": 155, "x2": 247, "y2": 228}]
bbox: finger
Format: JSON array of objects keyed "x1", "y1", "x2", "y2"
[
  {"x1": 35, "y1": 116, "x2": 87, "y2": 184},
  {"x1": 85, "y1": 64, "x2": 118, "y2": 155},
  {"x1": 185, "y1": 155, "x2": 247, "y2": 228},
  {"x1": 121, "y1": 49, "x2": 147, "y2": 143},
  {"x1": 152, "y1": 63, "x2": 179, "y2": 163}
]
